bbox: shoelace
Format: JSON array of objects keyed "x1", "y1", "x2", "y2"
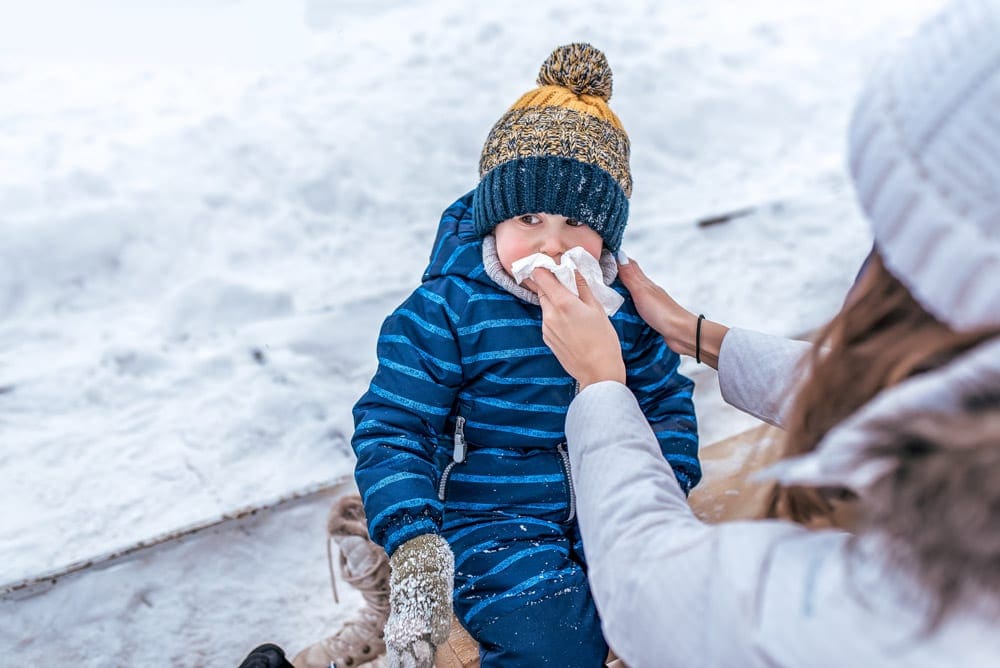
[
  {"x1": 327, "y1": 534, "x2": 341, "y2": 604},
  {"x1": 319, "y1": 535, "x2": 390, "y2": 663},
  {"x1": 327, "y1": 535, "x2": 391, "y2": 611}
]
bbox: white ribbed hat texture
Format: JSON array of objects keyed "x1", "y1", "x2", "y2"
[{"x1": 848, "y1": 0, "x2": 1000, "y2": 332}]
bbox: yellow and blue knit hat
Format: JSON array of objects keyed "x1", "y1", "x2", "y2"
[{"x1": 473, "y1": 43, "x2": 632, "y2": 252}]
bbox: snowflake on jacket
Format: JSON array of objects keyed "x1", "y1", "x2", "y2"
[{"x1": 353, "y1": 192, "x2": 700, "y2": 556}]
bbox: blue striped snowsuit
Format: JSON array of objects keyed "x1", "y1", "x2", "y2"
[{"x1": 352, "y1": 192, "x2": 699, "y2": 667}]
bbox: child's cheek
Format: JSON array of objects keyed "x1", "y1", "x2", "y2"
[
  {"x1": 578, "y1": 230, "x2": 605, "y2": 260},
  {"x1": 497, "y1": 237, "x2": 532, "y2": 275}
]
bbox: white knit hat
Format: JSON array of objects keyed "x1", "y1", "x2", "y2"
[{"x1": 848, "y1": 0, "x2": 1000, "y2": 332}]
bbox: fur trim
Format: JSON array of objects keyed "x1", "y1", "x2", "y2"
[
  {"x1": 768, "y1": 337, "x2": 1000, "y2": 491},
  {"x1": 859, "y1": 399, "x2": 1000, "y2": 625}
]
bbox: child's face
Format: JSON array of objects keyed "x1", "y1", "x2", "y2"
[{"x1": 494, "y1": 213, "x2": 604, "y2": 282}]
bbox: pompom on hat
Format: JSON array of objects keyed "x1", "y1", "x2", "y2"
[
  {"x1": 848, "y1": 0, "x2": 1000, "y2": 332},
  {"x1": 473, "y1": 43, "x2": 632, "y2": 252}
]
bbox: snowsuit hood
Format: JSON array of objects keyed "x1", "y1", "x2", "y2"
[{"x1": 421, "y1": 191, "x2": 484, "y2": 285}]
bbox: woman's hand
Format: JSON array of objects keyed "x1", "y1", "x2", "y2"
[
  {"x1": 616, "y1": 258, "x2": 696, "y2": 351},
  {"x1": 528, "y1": 268, "x2": 627, "y2": 389},
  {"x1": 617, "y1": 258, "x2": 728, "y2": 369}
]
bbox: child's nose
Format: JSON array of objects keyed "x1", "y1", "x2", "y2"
[{"x1": 538, "y1": 231, "x2": 567, "y2": 258}]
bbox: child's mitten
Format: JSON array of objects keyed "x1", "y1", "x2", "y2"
[{"x1": 384, "y1": 533, "x2": 455, "y2": 668}]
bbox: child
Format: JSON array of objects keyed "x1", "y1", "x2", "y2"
[{"x1": 353, "y1": 43, "x2": 700, "y2": 667}]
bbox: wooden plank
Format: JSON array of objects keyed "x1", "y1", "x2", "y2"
[{"x1": 1, "y1": 475, "x2": 355, "y2": 600}]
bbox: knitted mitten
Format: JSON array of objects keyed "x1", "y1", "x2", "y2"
[{"x1": 384, "y1": 534, "x2": 455, "y2": 668}]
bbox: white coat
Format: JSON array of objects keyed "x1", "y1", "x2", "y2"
[{"x1": 565, "y1": 328, "x2": 1000, "y2": 668}]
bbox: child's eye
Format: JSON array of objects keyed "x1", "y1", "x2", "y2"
[
  {"x1": 519, "y1": 214, "x2": 542, "y2": 225},
  {"x1": 566, "y1": 218, "x2": 584, "y2": 227}
]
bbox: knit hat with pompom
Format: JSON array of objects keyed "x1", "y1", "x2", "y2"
[
  {"x1": 848, "y1": 0, "x2": 1000, "y2": 332},
  {"x1": 473, "y1": 43, "x2": 632, "y2": 251}
]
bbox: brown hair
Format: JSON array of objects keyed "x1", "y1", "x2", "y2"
[
  {"x1": 775, "y1": 251, "x2": 1000, "y2": 620},
  {"x1": 781, "y1": 252, "x2": 995, "y2": 470}
]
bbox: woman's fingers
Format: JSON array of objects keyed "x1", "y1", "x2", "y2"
[
  {"x1": 617, "y1": 258, "x2": 658, "y2": 299},
  {"x1": 530, "y1": 268, "x2": 626, "y2": 388},
  {"x1": 616, "y1": 255, "x2": 728, "y2": 365},
  {"x1": 573, "y1": 270, "x2": 601, "y2": 308},
  {"x1": 530, "y1": 267, "x2": 572, "y2": 303},
  {"x1": 529, "y1": 267, "x2": 599, "y2": 308},
  {"x1": 616, "y1": 258, "x2": 694, "y2": 350}
]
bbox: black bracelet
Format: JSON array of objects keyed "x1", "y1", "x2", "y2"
[{"x1": 696, "y1": 314, "x2": 706, "y2": 364}]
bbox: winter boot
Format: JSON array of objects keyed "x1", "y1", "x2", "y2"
[
  {"x1": 292, "y1": 494, "x2": 390, "y2": 668},
  {"x1": 238, "y1": 643, "x2": 295, "y2": 668}
]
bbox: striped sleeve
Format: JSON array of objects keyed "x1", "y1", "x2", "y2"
[
  {"x1": 352, "y1": 282, "x2": 465, "y2": 556},
  {"x1": 625, "y1": 323, "x2": 701, "y2": 494}
]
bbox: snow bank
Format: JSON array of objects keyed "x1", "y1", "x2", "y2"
[{"x1": 0, "y1": 0, "x2": 942, "y2": 598}]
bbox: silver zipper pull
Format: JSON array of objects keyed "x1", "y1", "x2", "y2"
[{"x1": 452, "y1": 415, "x2": 467, "y2": 463}]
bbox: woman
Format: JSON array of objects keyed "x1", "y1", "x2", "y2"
[{"x1": 527, "y1": 1, "x2": 1000, "y2": 666}]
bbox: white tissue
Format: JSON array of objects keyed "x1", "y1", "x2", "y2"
[{"x1": 511, "y1": 247, "x2": 624, "y2": 316}]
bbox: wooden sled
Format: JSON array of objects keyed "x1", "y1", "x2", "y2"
[
  {"x1": 689, "y1": 423, "x2": 855, "y2": 529},
  {"x1": 689, "y1": 422, "x2": 785, "y2": 523}
]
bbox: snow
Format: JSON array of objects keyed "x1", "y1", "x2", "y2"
[
  {"x1": 4, "y1": 490, "x2": 357, "y2": 666},
  {"x1": 0, "y1": 0, "x2": 945, "y2": 664}
]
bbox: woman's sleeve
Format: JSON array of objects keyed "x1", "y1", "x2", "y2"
[
  {"x1": 717, "y1": 328, "x2": 813, "y2": 428},
  {"x1": 565, "y1": 381, "x2": 811, "y2": 666},
  {"x1": 566, "y1": 381, "x2": 712, "y2": 664}
]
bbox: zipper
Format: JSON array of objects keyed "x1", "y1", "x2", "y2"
[
  {"x1": 452, "y1": 416, "x2": 467, "y2": 463},
  {"x1": 554, "y1": 382, "x2": 580, "y2": 521},
  {"x1": 556, "y1": 442, "x2": 577, "y2": 523},
  {"x1": 437, "y1": 461, "x2": 456, "y2": 501},
  {"x1": 438, "y1": 416, "x2": 467, "y2": 501}
]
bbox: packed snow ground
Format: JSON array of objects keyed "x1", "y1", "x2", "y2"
[{"x1": 1, "y1": 0, "x2": 944, "y2": 664}]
